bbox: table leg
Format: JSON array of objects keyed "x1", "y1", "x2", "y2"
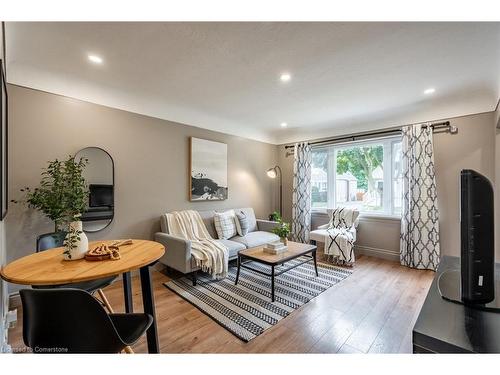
[
  {"x1": 271, "y1": 265, "x2": 275, "y2": 302},
  {"x1": 313, "y1": 250, "x2": 319, "y2": 277},
  {"x1": 235, "y1": 255, "x2": 241, "y2": 285},
  {"x1": 122, "y1": 272, "x2": 133, "y2": 313},
  {"x1": 140, "y1": 265, "x2": 159, "y2": 353}
]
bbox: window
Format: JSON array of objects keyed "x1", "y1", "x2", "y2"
[{"x1": 311, "y1": 136, "x2": 403, "y2": 216}]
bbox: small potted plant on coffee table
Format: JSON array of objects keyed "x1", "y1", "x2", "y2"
[{"x1": 272, "y1": 220, "x2": 291, "y2": 246}]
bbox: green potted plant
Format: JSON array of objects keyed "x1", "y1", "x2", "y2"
[
  {"x1": 268, "y1": 211, "x2": 282, "y2": 222},
  {"x1": 13, "y1": 155, "x2": 89, "y2": 260},
  {"x1": 272, "y1": 220, "x2": 291, "y2": 245}
]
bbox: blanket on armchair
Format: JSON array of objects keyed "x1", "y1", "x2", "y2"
[
  {"x1": 324, "y1": 207, "x2": 359, "y2": 266},
  {"x1": 166, "y1": 210, "x2": 229, "y2": 279}
]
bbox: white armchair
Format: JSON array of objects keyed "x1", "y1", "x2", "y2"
[{"x1": 310, "y1": 208, "x2": 360, "y2": 265}]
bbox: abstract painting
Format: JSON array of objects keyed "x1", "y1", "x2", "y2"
[{"x1": 190, "y1": 137, "x2": 228, "y2": 201}]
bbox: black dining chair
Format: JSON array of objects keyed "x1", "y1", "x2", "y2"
[
  {"x1": 34, "y1": 232, "x2": 117, "y2": 312},
  {"x1": 20, "y1": 288, "x2": 152, "y2": 353}
]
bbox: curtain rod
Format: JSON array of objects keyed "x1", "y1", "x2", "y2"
[{"x1": 284, "y1": 121, "x2": 456, "y2": 150}]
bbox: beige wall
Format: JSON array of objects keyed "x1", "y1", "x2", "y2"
[
  {"x1": 6, "y1": 85, "x2": 278, "y2": 292},
  {"x1": 279, "y1": 111, "x2": 498, "y2": 261},
  {"x1": 434, "y1": 112, "x2": 496, "y2": 259}
]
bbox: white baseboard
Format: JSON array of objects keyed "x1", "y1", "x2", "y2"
[{"x1": 354, "y1": 245, "x2": 400, "y2": 262}]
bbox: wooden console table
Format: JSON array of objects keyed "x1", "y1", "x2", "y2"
[{"x1": 0, "y1": 239, "x2": 165, "y2": 354}]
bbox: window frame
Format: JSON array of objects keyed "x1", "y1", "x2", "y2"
[{"x1": 311, "y1": 135, "x2": 402, "y2": 218}]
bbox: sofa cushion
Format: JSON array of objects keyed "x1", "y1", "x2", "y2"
[
  {"x1": 217, "y1": 239, "x2": 246, "y2": 258},
  {"x1": 234, "y1": 210, "x2": 250, "y2": 236},
  {"x1": 230, "y1": 231, "x2": 280, "y2": 248},
  {"x1": 230, "y1": 208, "x2": 257, "y2": 233},
  {"x1": 214, "y1": 210, "x2": 237, "y2": 239}
]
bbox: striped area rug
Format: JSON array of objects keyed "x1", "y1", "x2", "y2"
[{"x1": 164, "y1": 257, "x2": 352, "y2": 342}]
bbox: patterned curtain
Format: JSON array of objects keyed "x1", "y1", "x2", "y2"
[
  {"x1": 400, "y1": 124, "x2": 440, "y2": 270},
  {"x1": 291, "y1": 142, "x2": 312, "y2": 243}
]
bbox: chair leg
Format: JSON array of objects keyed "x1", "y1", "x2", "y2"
[
  {"x1": 97, "y1": 289, "x2": 134, "y2": 354},
  {"x1": 97, "y1": 289, "x2": 114, "y2": 314},
  {"x1": 123, "y1": 346, "x2": 135, "y2": 354}
]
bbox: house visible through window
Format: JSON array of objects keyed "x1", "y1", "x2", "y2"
[{"x1": 311, "y1": 136, "x2": 402, "y2": 216}]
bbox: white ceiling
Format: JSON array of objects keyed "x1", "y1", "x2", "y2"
[{"x1": 5, "y1": 22, "x2": 500, "y2": 144}]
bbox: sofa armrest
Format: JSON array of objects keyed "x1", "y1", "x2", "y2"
[
  {"x1": 256, "y1": 219, "x2": 280, "y2": 233},
  {"x1": 154, "y1": 232, "x2": 194, "y2": 274}
]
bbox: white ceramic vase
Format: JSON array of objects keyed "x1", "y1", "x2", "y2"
[{"x1": 63, "y1": 220, "x2": 88, "y2": 261}]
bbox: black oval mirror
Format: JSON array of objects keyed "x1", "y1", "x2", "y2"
[{"x1": 75, "y1": 147, "x2": 114, "y2": 233}]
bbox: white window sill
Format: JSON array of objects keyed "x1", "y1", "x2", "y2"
[{"x1": 311, "y1": 209, "x2": 401, "y2": 221}]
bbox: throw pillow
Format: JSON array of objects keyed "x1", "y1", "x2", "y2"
[
  {"x1": 235, "y1": 210, "x2": 249, "y2": 236},
  {"x1": 214, "y1": 210, "x2": 237, "y2": 240}
]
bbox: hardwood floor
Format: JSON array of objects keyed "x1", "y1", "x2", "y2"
[{"x1": 7, "y1": 255, "x2": 434, "y2": 353}]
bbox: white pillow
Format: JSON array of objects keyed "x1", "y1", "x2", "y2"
[{"x1": 214, "y1": 210, "x2": 237, "y2": 239}]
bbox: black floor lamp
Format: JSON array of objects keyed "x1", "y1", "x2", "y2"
[{"x1": 267, "y1": 165, "x2": 282, "y2": 217}]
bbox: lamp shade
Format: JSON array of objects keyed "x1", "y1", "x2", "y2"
[{"x1": 267, "y1": 167, "x2": 277, "y2": 178}]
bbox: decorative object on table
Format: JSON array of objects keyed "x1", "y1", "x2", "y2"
[
  {"x1": 190, "y1": 137, "x2": 228, "y2": 201},
  {"x1": 291, "y1": 142, "x2": 312, "y2": 243},
  {"x1": 165, "y1": 256, "x2": 352, "y2": 342},
  {"x1": 63, "y1": 217, "x2": 88, "y2": 260},
  {"x1": 268, "y1": 210, "x2": 281, "y2": 222},
  {"x1": 322, "y1": 207, "x2": 359, "y2": 266},
  {"x1": 0, "y1": 57, "x2": 7, "y2": 220},
  {"x1": 85, "y1": 243, "x2": 120, "y2": 261},
  {"x1": 272, "y1": 219, "x2": 290, "y2": 246},
  {"x1": 84, "y1": 239, "x2": 133, "y2": 261},
  {"x1": 266, "y1": 166, "x2": 283, "y2": 216},
  {"x1": 263, "y1": 241, "x2": 287, "y2": 255},
  {"x1": 75, "y1": 147, "x2": 115, "y2": 233},
  {"x1": 12, "y1": 155, "x2": 90, "y2": 260}
]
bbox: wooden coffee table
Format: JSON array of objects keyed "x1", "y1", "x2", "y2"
[{"x1": 235, "y1": 241, "x2": 318, "y2": 302}]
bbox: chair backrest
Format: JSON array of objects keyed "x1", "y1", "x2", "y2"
[
  {"x1": 20, "y1": 288, "x2": 126, "y2": 353},
  {"x1": 36, "y1": 232, "x2": 66, "y2": 252},
  {"x1": 327, "y1": 208, "x2": 360, "y2": 230}
]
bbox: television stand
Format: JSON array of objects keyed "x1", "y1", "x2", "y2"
[
  {"x1": 438, "y1": 269, "x2": 500, "y2": 312},
  {"x1": 413, "y1": 256, "x2": 500, "y2": 353}
]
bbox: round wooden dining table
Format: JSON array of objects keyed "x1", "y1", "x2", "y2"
[{"x1": 0, "y1": 239, "x2": 165, "y2": 354}]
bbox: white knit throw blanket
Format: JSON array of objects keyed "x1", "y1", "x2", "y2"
[
  {"x1": 166, "y1": 210, "x2": 229, "y2": 279},
  {"x1": 324, "y1": 208, "x2": 358, "y2": 265}
]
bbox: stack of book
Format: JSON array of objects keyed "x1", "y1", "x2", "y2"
[{"x1": 263, "y1": 241, "x2": 288, "y2": 255}]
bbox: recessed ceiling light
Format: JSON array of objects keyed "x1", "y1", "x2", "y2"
[
  {"x1": 88, "y1": 54, "x2": 103, "y2": 64},
  {"x1": 280, "y1": 73, "x2": 291, "y2": 82},
  {"x1": 280, "y1": 122, "x2": 288, "y2": 128},
  {"x1": 424, "y1": 88, "x2": 435, "y2": 95}
]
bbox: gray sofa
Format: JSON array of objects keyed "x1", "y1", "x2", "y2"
[{"x1": 154, "y1": 208, "x2": 280, "y2": 283}]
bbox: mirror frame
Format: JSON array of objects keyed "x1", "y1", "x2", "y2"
[{"x1": 76, "y1": 146, "x2": 115, "y2": 233}]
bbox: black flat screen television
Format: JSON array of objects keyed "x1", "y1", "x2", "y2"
[
  {"x1": 89, "y1": 184, "x2": 113, "y2": 208},
  {"x1": 460, "y1": 169, "x2": 495, "y2": 304}
]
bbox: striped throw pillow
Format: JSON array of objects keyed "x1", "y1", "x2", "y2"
[
  {"x1": 214, "y1": 210, "x2": 237, "y2": 239},
  {"x1": 235, "y1": 210, "x2": 249, "y2": 236}
]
